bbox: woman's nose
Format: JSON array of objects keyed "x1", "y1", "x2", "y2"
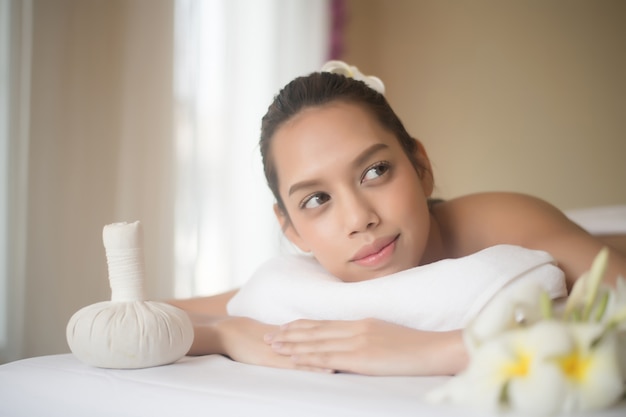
[{"x1": 340, "y1": 192, "x2": 380, "y2": 235}]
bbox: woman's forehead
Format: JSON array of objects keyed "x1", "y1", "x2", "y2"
[
  {"x1": 271, "y1": 102, "x2": 400, "y2": 187},
  {"x1": 275, "y1": 102, "x2": 389, "y2": 148}
]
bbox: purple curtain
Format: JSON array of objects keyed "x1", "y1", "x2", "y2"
[{"x1": 329, "y1": 0, "x2": 346, "y2": 60}]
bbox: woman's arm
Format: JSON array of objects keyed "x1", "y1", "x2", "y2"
[
  {"x1": 167, "y1": 291, "x2": 333, "y2": 372},
  {"x1": 264, "y1": 318, "x2": 468, "y2": 376},
  {"x1": 167, "y1": 289, "x2": 238, "y2": 317},
  {"x1": 169, "y1": 291, "x2": 466, "y2": 375},
  {"x1": 166, "y1": 290, "x2": 236, "y2": 356}
]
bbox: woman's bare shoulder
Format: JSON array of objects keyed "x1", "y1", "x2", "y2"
[
  {"x1": 432, "y1": 192, "x2": 579, "y2": 253},
  {"x1": 441, "y1": 191, "x2": 560, "y2": 212},
  {"x1": 433, "y1": 192, "x2": 626, "y2": 287}
]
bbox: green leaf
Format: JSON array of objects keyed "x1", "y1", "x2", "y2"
[
  {"x1": 582, "y1": 248, "x2": 609, "y2": 321},
  {"x1": 540, "y1": 290, "x2": 553, "y2": 319}
]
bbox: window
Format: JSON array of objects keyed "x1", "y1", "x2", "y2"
[{"x1": 173, "y1": 0, "x2": 331, "y2": 297}]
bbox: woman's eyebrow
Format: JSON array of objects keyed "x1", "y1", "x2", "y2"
[
  {"x1": 352, "y1": 143, "x2": 389, "y2": 169},
  {"x1": 288, "y1": 179, "x2": 321, "y2": 197},
  {"x1": 287, "y1": 143, "x2": 390, "y2": 197}
]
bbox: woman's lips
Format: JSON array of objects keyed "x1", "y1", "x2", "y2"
[{"x1": 350, "y1": 235, "x2": 399, "y2": 267}]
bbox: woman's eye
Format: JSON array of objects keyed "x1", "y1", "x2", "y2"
[
  {"x1": 301, "y1": 192, "x2": 330, "y2": 209},
  {"x1": 362, "y1": 162, "x2": 390, "y2": 183}
]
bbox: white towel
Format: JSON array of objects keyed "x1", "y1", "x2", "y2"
[{"x1": 227, "y1": 244, "x2": 567, "y2": 331}]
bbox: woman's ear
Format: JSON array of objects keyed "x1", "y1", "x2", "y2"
[
  {"x1": 415, "y1": 140, "x2": 434, "y2": 197},
  {"x1": 273, "y1": 203, "x2": 311, "y2": 253}
]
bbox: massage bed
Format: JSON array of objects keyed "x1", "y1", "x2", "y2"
[
  {"x1": 0, "y1": 352, "x2": 624, "y2": 417},
  {"x1": 1, "y1": 205, "x2": 625, "y2": 417}
]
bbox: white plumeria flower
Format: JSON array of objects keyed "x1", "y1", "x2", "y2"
[
  {"x1": 448, "y1": 321, "x2": 573, "y2": 415},
  {"x1": 563, "y1": 250, "x2": 626, "y2": 384},
  {"x1": 549, "y1": 322, "x2": 624, "y2": 414},
  {"x1": 320, "y1": 60, "x2": 386, "y2": 94},
  {"x1": 430, "y1": 247, "x2": 626, "y2": 415},
  {"x1": 501, "y1": 321, "x2": 576, "y2": 415},
  {"x1": 430, "y1": 320, "x2": 624, "y2": 415}
]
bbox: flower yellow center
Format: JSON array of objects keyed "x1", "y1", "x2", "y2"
[
  {"x1": 502, "y1": 351, "x2": 531, "y2": 378},
  {"x1": 558, "y1": 350, "x2": 591, "y2": 382}
]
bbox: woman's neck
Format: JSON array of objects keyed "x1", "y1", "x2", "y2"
[{"x1": 420, "y1": 211, "x2": 447, "y2": 266}]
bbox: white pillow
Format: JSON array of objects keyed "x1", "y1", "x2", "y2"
[{"x1": 228, "y1": 245, "x2": 567, "y2": 331}]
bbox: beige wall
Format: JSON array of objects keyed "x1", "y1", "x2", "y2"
[{"x1": 344, "y1": 0, "x2": 626, "y2": 210}]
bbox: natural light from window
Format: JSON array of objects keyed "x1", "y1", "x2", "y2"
[{"x1": 172, "y1": 0, "x2": 330, "y2": 298}]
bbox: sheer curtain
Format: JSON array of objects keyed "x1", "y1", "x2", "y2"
[
  {"x1": 173, "y1": 0, "x2": 332, "y2": 297},
  {"x1": 0, "y1": 0, "x2": 31, "y2": 364}
]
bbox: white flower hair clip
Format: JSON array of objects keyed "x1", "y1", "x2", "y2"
[{"x1": 321, "y1": 60, "x2": 385, "y2": 95}]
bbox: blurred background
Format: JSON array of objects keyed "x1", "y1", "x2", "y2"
[{"x1": 1, "y1": 0, "x2": 624, "y2": 363}]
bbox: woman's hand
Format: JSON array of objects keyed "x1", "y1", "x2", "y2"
[
  {"x1": 203, "y1": 315, "x2": 333, "y2": 373},
  {"x1": 264, "y1": 318, "x2": 468, "y2": 376}
]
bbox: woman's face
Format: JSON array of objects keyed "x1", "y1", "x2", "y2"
[{"x1": 272, "y1": 101, "x2": 434, "y2": 282}]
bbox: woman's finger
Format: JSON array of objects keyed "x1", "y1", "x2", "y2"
[
  {"x1": 265, "y1": 319, "x2": 365, "y2": 344},
  {"x1": 290, "y1": 351, "x2": 365, "y2": 375},
  {"x1": 269, "y1": 334, "x2": 361, "y2": 356}
]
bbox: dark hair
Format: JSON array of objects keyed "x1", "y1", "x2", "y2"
[{"x1": 260, "y1": 71, "x2": 427, "y2": 215}]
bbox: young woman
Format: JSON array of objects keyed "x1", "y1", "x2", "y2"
[{"x1": 168, "y1": 69, "x2": 626, "y2": 376}]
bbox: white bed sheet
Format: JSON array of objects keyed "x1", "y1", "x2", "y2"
[
  {"x1": 1, "y1": 354, "x2": 625, "y2": 417},
  {"x1": 0, "y1": 354, "x2": 456, "y2": 417}
]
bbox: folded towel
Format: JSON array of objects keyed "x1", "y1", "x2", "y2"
[{"x1": 227, "y1": 245, "x2": 567, "y2": 331}]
